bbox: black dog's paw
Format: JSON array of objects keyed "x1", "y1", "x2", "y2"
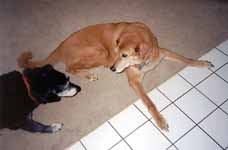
[{"x1": 50, "y1": 123, "x2": 64, "y2": 133}]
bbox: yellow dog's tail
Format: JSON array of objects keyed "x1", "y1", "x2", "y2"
[{"x1": 17, "y1": 50, "x2": 59, "y2": 68}]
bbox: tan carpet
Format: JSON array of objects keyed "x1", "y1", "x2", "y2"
[{"x1": 0, "y1": 0, "x2": 228, "y2": 149}]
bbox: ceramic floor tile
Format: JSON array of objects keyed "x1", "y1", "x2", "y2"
[
  {"x1": 175, "y1": 126, "x2": 222, "y2": 150},
  {"x1": 65, "y1": 141, "x2": 85, "y2": 150},
  {"x1": 158, "y1": 75, "x2": 192, "y2": 101},
  {"x1": 221, "y1": 101, "x2": 228, "y2": 114},
  {"x1": 200, "y1": 48, "x2": 228, "y2": 71},
  {"x1": 197, "y1": 74, "x2": 228, "y2": 105},
  {"x1": 217, "y1": 40, "x2": 228, "y2": 56},
  {"x1": 217, "y1": 63, "x2": 228, "y2": 82},
  {"x1": 200, "y1": 109, "x2": 228, "y2": 149},
  {"x1": 110, "y1": 141, "x2": 131, "y2": 150},
  {"x1": 125, "y1": 121, "x2": 171, "y2": 150},
  {"x1": 81, "y1": 122, "x2": 121, "y2": 150},
  {"x1": 153, "y1": 104, "x2": 195, "y2": 142},
  {"x1": 134, "y1": 89, "x2": 171, "y2": 119},
  {"x1": 109, "y1": 105, "x2": 147, "y2": 137},
  {"x1": 175, "y1": 89, "x2": 216, "y2": 123},
  {"x1": 179, "y1": 65, "x2": 212, "y2": 86}
]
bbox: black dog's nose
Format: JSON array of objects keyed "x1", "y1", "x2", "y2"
[{"x1": 110, "y1": 66, "x2": 116, "y2": 72}]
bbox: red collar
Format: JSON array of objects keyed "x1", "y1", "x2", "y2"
[{"x1": 22, "y1": 74, "x2": 39, "y2": 105}]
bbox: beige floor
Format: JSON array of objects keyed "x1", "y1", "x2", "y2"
[{"x1": 0, "y1": 0, "x2": 228, "y2": 150}]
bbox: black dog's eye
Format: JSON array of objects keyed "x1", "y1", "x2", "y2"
[
  {"x1": 122, "y1": 53, "x2": 128, "y2": 58},
  {"x1": 41, "y1": 73, "x2": 47, "y2": 77}
]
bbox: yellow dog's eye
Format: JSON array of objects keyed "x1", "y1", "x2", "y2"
[
  {"x1": 135, "y1": 47, "x2": 140, "y2": 53},
  {"x1": 122, "y1": 53, "x2": 128, "y2": 58}
]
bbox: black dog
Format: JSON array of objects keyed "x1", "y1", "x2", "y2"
[{"x1": 0, "y1": 65, "x2": 81, "y2": 133}]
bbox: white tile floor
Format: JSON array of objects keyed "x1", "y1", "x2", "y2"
[{"x1": 66, "y1": 40, "x2": 228, "y2": 150}]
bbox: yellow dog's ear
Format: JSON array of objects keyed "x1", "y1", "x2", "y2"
[
  {"x1": 137, "y1": 43, "x2": 152, "y2": 60},
  {"x1": 113, "y1": 39, "x2": 120, "y2": 53}
]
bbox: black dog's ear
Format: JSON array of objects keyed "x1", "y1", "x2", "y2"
[{"x1": 43, "y1": 64, "x2": 53, "y2": 71}]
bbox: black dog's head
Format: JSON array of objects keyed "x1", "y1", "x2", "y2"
[{"x1": 23, "y1": 65, "x2": 81, "y2": 104}]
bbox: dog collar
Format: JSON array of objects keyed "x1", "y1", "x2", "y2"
[
  {"x1": 138, "y1": 55, "x2": 165, "y2": 71},
  {"x1": 138, "y1": 59, "x2": 151, "y2": 70},
  {"x1": 22, "y1": 74, "x2": 39, "y2": 105}
]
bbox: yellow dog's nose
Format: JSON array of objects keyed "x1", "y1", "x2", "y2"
[{"x1": 110, "y1": 66, "x2": 116, "y2": 72}]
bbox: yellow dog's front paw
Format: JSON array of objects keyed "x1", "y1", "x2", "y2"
[
  {"x1": 156, "y1": 114, "x2": 169, "y2": 132},
  {"x1": 202, "y1": 60, "x2": 214, "y2": 68}
]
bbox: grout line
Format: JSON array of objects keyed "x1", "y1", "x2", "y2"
[
  {"x1": 148, "y1": 118, "x2": 181, "y2": 150},
  {"x1": 107, "y1": 102, "x2": 174, "y2": 147},
  {"x1": 108, "y1": 118, "x2": 152, "y2": 149},
  {"x1": 100, "y1": 60, "x2": 225, "y2": 149},
  {"x1": 215, "y1": 47, "x2": 228, "y2": 57},
  {"x1": 178, "y1": 62, "x2": 228, "y2": 116},
  {"x1": 107, "y1": 121, "x2": 133, "y2": 150},
  {"x1": 118, "y1": 119, "x2": 150, "y2": 141},
  {"x1": 134, "y1": 98, "x2": 174, "y2": 120},
  {"x1": 221, "y1": 105, "x2": 228, "y2": 116},
  {"x1": 157, "y1": 87, "x2": 226, "y2": 149},
  {"x1": 196, "y1": 86, "x2": 228, "y2": 116},
  {"x1": 195, "y1": 82, "x2": 228, "y2": 116},
  {"x1": 179, "y1": 73, "x2": 219, "y2": 107},
  {"x1": 156, "y1": 70, "x2": 228, "y2": 149},
  {"x1": 175, "y1": 103, "x2": 225, "y2": 150},
  {"x1": 156, "y1": 62, "x2": 220, "y2": 105},
  {"x1": 157, "y1": 82, "x2": 193, "y2": 104},
  {"x1": 166, "y1": 144, "x2": 176, "y2": 150},
  {"x1": 107, "y1": 66, "x2": 218, "y2": 149},
  {"x1": 214, "y1": 71, "x2": 228, "y2": 85},
  {"x1": 174, "y1": 145, "x2": 179, "y2": 150},
  {"x1": 198, "y1": 124, "x2": 226, "y2": 150},
  {"x1": 107, "y1": 139, "x2": 122, "y2": 150},
  {"x1": 219, "y1": 99, "x2": 228, "y2": 116},
  {"x1": 173, "y1": 75, "x2": 228, "y2": 149},
  {"x1": 133, "y1": 104, "x2": 176, "y2": 149},
  {"x1": 122, "y1": 139, "x2": 133, "y2": 150},
  {"x1": 178, "y1": 73, "x2": 228, "y2": 148},
  {"x1": 133, "y1": 104, "x2": 151, "y2": 120},
  {"x1": 208, "y1": 63, "x2": 228, "y2": 74},
  {"x1": 159, "y1": 87, "x2": 193, "y2": 108},
  {"x1": 80, "y1": 140, "x2": 88, "y2": 150},
  {"x1": 166, "y1": 144, "x2": 179, "y2": 150},
  {"x1": 198, "y1": 98, "x2": 228, "y2": 124},
  {"x1": 156, "y1": 87, "x2": 192, "y2": 109},
  {"x1": 179, "y1": 66, "x2": 228, "y2": 149},
  {"x1": 149, "y1": 115, "x2": 196, "y2": 149},
  {"x1": 143, "y1": 60, "x2": 228, "y2": 149}
]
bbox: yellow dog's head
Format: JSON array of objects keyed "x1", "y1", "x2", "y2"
[{"x1": 110, "y1": 38, "x2": 152, "y2": 73}]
